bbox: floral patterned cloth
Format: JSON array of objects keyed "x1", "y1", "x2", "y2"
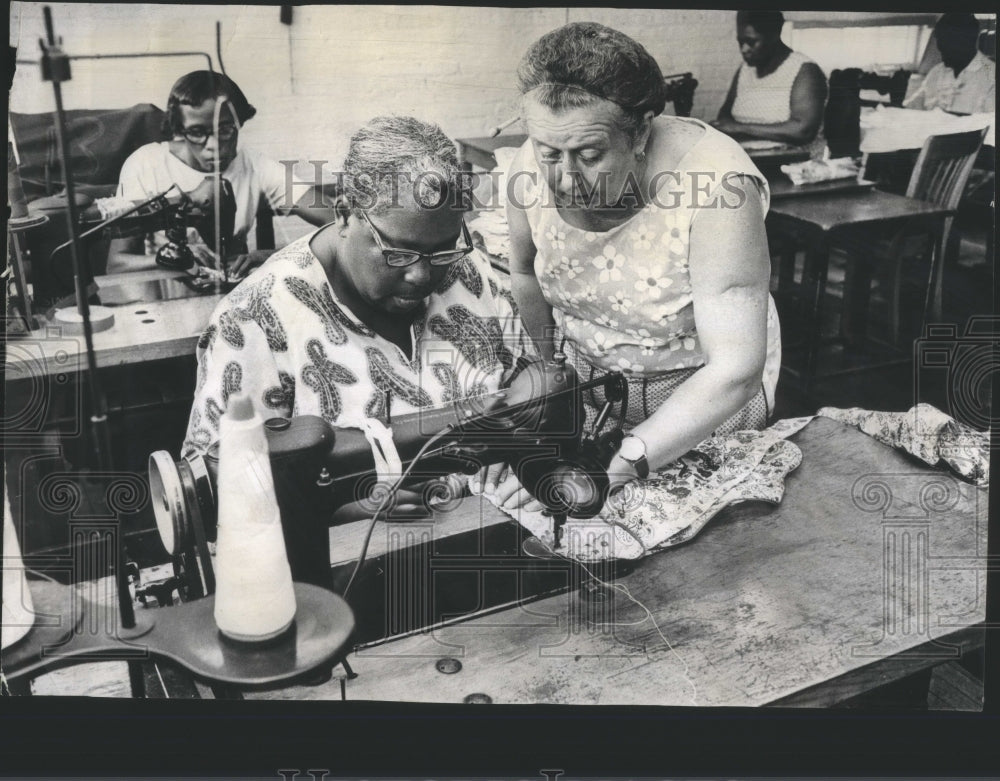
[
  {"x1": 183, "y1": 233, "x2": 533, "y2": 455},
  {"x1": 486, "y1": 403, "x2": 988, "y2": 563},
  {"x1": 816, "y1": 404, "x2": 990, "y2": 487},
  {"x1": 487, "y1": 415, "x2": 813, "y2": 561},
  {"x1": 519, "y1": 117, "x2": 782, "y2": 411}
]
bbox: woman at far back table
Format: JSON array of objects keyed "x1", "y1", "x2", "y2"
[
  {"x1": 712, "y1": 10, "x2": 828, "y2": 159},
  {"x1": 486, "y1": 21, "x2": 781, "y2": 515}
]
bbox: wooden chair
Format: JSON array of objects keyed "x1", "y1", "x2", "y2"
[{"x1": 835, "y1": 127, "x2": 988, "y2": 345}]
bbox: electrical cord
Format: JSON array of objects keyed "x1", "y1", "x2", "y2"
[{"x1": 341, "y1": 425, "x2": 455, "y2": 598}]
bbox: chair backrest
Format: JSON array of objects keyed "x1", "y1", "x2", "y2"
[
  {"x1": 906, "y1": 128, "x2": 989, "y2": 209},
  {"x1": 9, "y1": 103, "x2": 166, "y2": 200},
  {"x1": 255, "y1": 194, "x2": 276, "y2": 250},
  {"x1": 663, "y1": 72, "x2": 698, "y2": 117}
]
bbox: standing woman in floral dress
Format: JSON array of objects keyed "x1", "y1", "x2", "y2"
[{"x1": 489, "y1": 22, "x2": 782, "y2": 522}]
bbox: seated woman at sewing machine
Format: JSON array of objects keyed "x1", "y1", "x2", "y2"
[
  {"x1": 711, "y1": 10, "x2": 828, "y2": 158},
  {"x1": 107, "y1": 70, "x2": 336, "y2": 278},
  {"x1": 182, "y1": 116, "x2": 533, "y2": 496},
  {"x1": 488, "y1": 22, "x2": 781, "y2": 531}
]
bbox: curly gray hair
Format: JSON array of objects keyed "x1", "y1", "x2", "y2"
[
  {"x1": 342, "y1": 115, "x2": 468, "y2": 214},
  {"x1": 516, "y1": 22, "x2": 668, "y2": 140}
]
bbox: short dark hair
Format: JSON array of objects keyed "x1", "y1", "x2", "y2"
[
  {"x1": 934, "y1": 13, "x2": 981, "y2": 45},
  {"x1": 516, "y1": 22, "x2": 668, "y2": 139},
  {"x1": 736, "y1": 10, "x2": 785, "y2": 38},
  {"x1": 162, "y1": 71, "x2": 257, "y2": 138}
]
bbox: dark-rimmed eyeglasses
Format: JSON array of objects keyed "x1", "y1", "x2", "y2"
[
  {"x1": 181, "y1": 124, "x2": 238, "y2": 146},
  {"x1": 359, "y1": 210, "x2": 474, "y2": 268}
]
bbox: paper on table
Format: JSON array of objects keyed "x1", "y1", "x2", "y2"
[
  {"x1": 860, "y1": 106, "x2": 995, "y2": 153},
  {"x1": 739, "y1": 139, "x2": 786, "y2": 151},
  {"x1": 780, "y1": 157, "x2": 861, "y2": 186}
]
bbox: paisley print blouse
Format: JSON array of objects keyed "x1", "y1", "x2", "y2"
[{"x1": 183, "y1": 233, "x2": 532, "y2": 455}]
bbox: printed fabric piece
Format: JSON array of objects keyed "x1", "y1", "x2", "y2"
[
  {"x1": 816, "y1": 403, "x2": 990, "y2": 487},
  {"x1": 482, "y1": 403, "x2": 987, "y2": 563},
  {"x1": 183, "y1": 233, "x2": 534, "y2": 455},
  {"x1": 479, "y1": 415, "x2": 814, "y2": 562}
]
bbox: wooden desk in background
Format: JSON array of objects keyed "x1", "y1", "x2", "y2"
[
  {"x1": 769, "y1": 176, "x2": 876, "y2": 201},
  {"x1": 766, "y1": 190, "x2": 954, "y2": 396},
  {"x1": 4, "y1": 268, "x2": 224, "y2": 378}
]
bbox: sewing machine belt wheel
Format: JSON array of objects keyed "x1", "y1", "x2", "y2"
[{"x1": 149, "y1": 450, "x2": 188, "y2": 556}]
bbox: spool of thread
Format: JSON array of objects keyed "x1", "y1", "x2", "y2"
[
  {"x1": 213, "y1": 395, "x2": 297, "y2": 642},
  {"x1": 2, "y1": 478, "x2": 36, "y2": 650}
]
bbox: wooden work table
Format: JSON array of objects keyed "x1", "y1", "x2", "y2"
[
  {"x1": 20, "y1": 416, "x2": 987, "y2": 704},
  {"x1": 4, "y1": 268, "x2": 224, "y2": 378},
  {"x1": 261, "y1": 416, "x2": 985, "y2": 706}
]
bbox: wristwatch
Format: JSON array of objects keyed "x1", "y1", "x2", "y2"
[{"x1": 618, "y1": 434, "x2": 649, "y2": 479}]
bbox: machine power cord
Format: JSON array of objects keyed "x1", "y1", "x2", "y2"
[{"x1": 340, "y1": 425, "x2": 455, "y2": 598}]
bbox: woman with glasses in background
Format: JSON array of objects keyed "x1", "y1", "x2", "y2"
[
  {"x1": 109, "y1": 70, "x2": 336, "y2": 276},
  {"x1": 183, "y1": 116, "x2": 533, "y2": 472}
]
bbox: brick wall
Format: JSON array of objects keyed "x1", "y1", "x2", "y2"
[{"x1": 10, "y1": 3, "x2": 745, "y2": 171}]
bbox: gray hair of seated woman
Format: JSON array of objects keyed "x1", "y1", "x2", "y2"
[
  {"x1": 516, "y1": 22, "x2": 668, "y2": 141},
  {"x1": 342, "y1": 115, "x2": 468, "y2": 215}
]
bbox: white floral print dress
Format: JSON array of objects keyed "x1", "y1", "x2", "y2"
[{"x1": 520, "y1": 117, "x2": 782, "y2": 431}]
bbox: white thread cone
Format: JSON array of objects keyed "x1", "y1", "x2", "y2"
[
  {"x1": 213, "y1": 395, "x2": 297, "y2": 641},
  {"x1": 2, "y1": 479, "x2": 35, "y2": 650}
]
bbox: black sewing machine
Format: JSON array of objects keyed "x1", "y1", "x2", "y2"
[
  {"x1": 148, "y1": 353, "x2": 628, "y2": 602},
  {"x1": 47, "y1": 186, "x2": 238, "y2": 295}
]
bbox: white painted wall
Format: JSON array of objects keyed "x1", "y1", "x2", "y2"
[
  {"x1": 11, "y1": 4, "x2": 950, "y2": 174},
  {"x1": 9, "y1": 2, "x2": 744, "y2": 171}
]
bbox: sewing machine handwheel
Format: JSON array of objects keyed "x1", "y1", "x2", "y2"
[{"x1": 149, "y1": 450, "x2": 189, "y2": 556}]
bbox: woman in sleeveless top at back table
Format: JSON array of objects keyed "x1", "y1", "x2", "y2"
[{"x1": 712, "y1": 10, "x2": 828, "y2": 159}]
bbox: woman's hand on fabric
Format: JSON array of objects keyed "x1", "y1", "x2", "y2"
[
  {"x1": 470, "y1": 463, "x2": 543, "y2": 513},
  {"x1": 228, "y1": 249, "x2": 273, "y2": 280},
  {"x1": 493, "y1": 471, "x2": 542, "y2": 512},
  {"x1": 470, "y1": 462, "x2": 507, "y2": 497},
  {"x1": 188, "y1": 242, "x2": 220, "y2": 269}
]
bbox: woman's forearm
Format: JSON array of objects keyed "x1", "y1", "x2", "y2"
[
  {"x1": 613, "y1": 362, "x2": 761, "y2": 478},
  {"x1": 727, "y1": 118, "x2": 817, "y2": 145},
  {"x1": 510, "y1": 270, "x2": 557, "y2": 361}
]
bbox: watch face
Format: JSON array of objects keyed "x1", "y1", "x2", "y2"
[{"x1": 620, "y1": 436, "x2": 645, "y2": 461}]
